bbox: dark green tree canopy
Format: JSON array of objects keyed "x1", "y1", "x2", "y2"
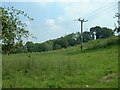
[
  {"x1": 65, "y1": 33, "x2": 77, "y2": 46},
  {"x1": 83, "y1": 31, "x2": 92, "y2": 42},
  {"x1": 90, "y1": 26, "x2": 114, "y2": 39}
]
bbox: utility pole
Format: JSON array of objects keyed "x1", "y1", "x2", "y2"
[
  {"x1": 74, "y1": 18, "x2": 88, "y2": 50},
  {"x1": 118, "y1": 1, "x2": 120, "y2": 32},
  {"x1": 115, "y1": 1, "x2": 120, "y2": 33}
]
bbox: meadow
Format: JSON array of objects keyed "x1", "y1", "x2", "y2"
[{"x1": 2, "y1": 36, "x2": 118, "y2": 88}]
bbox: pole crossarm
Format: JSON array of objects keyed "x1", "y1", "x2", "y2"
[
  {"x1": 74, "y1": 18, "x2": 88, "y2": 22},
  {"x1": 116, "y1": 1, "x2": 120, "y2": 33},
  {"x1": 74, "y1": 17, "x2": 88, "y2": 50}
]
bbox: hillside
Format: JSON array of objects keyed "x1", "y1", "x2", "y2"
[{"x1": 2, "y1": 36, "x2": 118, "y2": 88}]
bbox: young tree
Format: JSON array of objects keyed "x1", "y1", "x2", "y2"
[
  {"x1": 25, "y1": 41, "x2": 34, "y2": 52},
  {"x1": 1, "y1": 6, "x2": 33, "y2": 54}
]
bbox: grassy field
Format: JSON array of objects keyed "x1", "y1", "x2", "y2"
[{"x1": 2, "y1": 36, "x2": 118, "y2": 88}]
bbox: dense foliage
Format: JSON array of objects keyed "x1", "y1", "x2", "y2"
[
  {"x1": 23, "y1": 26, "x2": 114, "y2": 53},
  {"x1": 1, "y1": 6, "x2": 33, "y2": 53}
]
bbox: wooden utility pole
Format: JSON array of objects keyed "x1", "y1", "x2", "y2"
[{"x1": 74, "y1": 18, "x2": 88, "y2": 50}]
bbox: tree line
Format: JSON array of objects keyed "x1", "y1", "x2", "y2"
[
  {"x1": 0, "y1": 6, "x2": 115, "y2": 54},
  {"x1": 11, "y1": 26, "x2": 114, "y2": 53}
]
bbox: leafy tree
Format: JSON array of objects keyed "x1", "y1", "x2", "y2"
[
  {"x1": 53, "y1": 39, "x2": 62, "y2": 50},
  {"x1": 43, "y1": 41, "x2": 53, "y2": 51},
  {"x1": 59, "y1": 37, "x2": 68, "y2": 48},
  {"x1": 90, "y1": 26, "x2": 114, "y2": 39},
  {"x1": 25, "y1": 41, "x2": 34, "y2": 52},
  {"x1": 83, "y1": 31, "x2": 92, "y2": 42},
  {"x1": 53, "y1": 43, "x2": 62, "y2": 50},
  {"x1": 76, "y1": 32, "x2": 81, "y2": 44},
  {"x1": 1, "y1": 6, "x2": 33, "y2": 53},
  {"x1": 90, "y1": 26, "x2": 101, "y2": 39},
  {"x1": 101, "y1": 27, "x2": 114, "y2": 38},
  {"x1": 38, "y1": 43, "x2": 47, "y2": 52},
  {"x1": 33, "y1": 43, "x2": 40, "y2": 52},
  {"x1": 14, "y1": 40, "x2": 28, "y2": 53},
  {"x1": 65, "y1": 33, "x2": 77, "y2": 46}
]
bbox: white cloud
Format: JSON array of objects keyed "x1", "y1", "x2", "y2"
[
  {"x1": 58, "y1": 16, "x2": 64, "y2": 22},
  {"x1": 45, "y1": 19, "x2": 55, "y2": 26},
  {"x1": 45, "y1": 18, "x2": 66, "y2": 31}
]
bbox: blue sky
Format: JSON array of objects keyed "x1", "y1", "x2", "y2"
[{"x1": 2, "y1": 0, "x2": 118, "y2": 43}]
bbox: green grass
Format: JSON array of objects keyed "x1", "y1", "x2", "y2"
[{"x1": 2, "y1": 36, "x2": 118, "y2": 88}]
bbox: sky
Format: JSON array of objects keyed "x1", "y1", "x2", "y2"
[{"x1": 1, "y1": 0, "x2": 119, "y2": 43}]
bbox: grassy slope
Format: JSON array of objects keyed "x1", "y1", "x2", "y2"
[{"x1": 2, "y1": 37, "x2": 118, "y2": 88}]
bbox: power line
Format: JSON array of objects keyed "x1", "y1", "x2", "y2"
[
  {"x1": 74, "y1": 1, "x2": 118, "y2": 39},
  {"x1": 84, "y1": 7, "x2": 117, "y2": 32},
  {"x1": 86, "y1": 3, "x2": 117, "y2": 19},
  {"x1": 84, "y1": 2, "x2": 118, "y2": 29},
  {"x1": 85, "y1": 1, "x2": 118, "y2": 18},
  {"x1": 87, "y1": 6, "x2": 117, "y2": 22}
]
